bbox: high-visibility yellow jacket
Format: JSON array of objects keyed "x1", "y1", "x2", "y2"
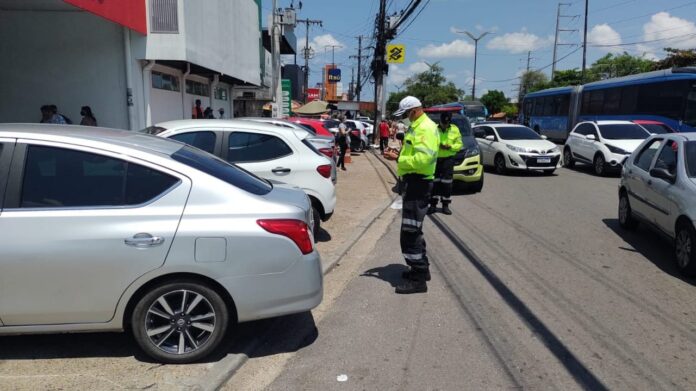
[
  {"x1": 437, "y1": 123, "x2": 463, "y2": 158},
  {"x1": 397, "y1": 113, "x2": 439, "y2": 179}
]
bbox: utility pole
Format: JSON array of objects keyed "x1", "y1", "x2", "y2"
[
  {"x1": 325, "y1": 45, "x2": 342, "y2": 66},
  {"x1": 582, "y1": 0, "x2": 589, "y2": 82},
  {"x1": 372, "y1": 0, "x2": 388, "y2": 144},
  {"x1": 527, "y1": 51, "x2": 532, "y2": 72},
  {"x1": 349, "y1": 35, "x2": 368, "y2": 102},
  {"x1": 297, "y1": 18, "x2": 322, "y2": 102},
  {"x1": 551, "y1": 2, "x2": 579, "y2": 80},
  {"x1": 271, "y1": 0, "x2": 281, "y2": 118},
  {"x1": 454, "y1": 30, "x2": 493, "y2": 100}
]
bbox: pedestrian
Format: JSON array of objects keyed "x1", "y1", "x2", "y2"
[
  {"x1": 40, "y1": 105, "x2": 66, "y2": 124},
  {"x1": 429, "y1": 111, "x2": 462, "y2": 216},
  {"x1": 336, "y1": 123, "x2": 349, "y2": 171},
  {"x1": 51, "y1": 105, "x2": 72, "y2": 124},
  {"x1": 80, "y1": 106, "x2": 98, "y2": 126},
  {"x1": 379, "y1": 119, "x2": 390, "y2": 154},
  {"x1": 384, "y1": 96, "x2": 439, "y2": 294},
  {"x1": 192, "y1": 99, "x2": 204, "y2": 119},
  {"x1": 396, "y1": 121, "x2": 406, "y2": 147},
  {"x1": 204, "y1": 107, "x2": 215, "y2": 119},
  {"x1": 218, "y1": 108, "x2": 225, "y2": 119},
  {"x1": 39, "y1": 105, "x2": 52, "y2": 123}
]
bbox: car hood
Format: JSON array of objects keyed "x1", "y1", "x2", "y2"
[
  {"x1": 503, "y1": 139, "x2": 558, "y2": 152},
  {"x1": 463, "y1": 135, "x2": 478, "y2": 149},
  {"x1": 604, "y1": 139, "x2": 644, "y2": 153}
]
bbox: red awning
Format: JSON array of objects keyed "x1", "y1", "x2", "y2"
[{"x1": 63, "y1": 0, "x2": 147, "y2": 35}]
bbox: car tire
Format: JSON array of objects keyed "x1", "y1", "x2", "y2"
[
  {"x1": 593, "y1": 154, "x2": 606, "y2": 176},
  {"x1": 494, "y1": 154, "x2": 507, "y2": 175},
  {"x1": 618, "y1": 191, "x2": 639, "y2": 230},
  {"x1": 311, "y1": 206, "x2": 321, "y2": 239},
  {"x1": 354, "y1": 141, "x2": 365, "y2": 152},
  {"x1": 675, "y1": 222, "x2": 696, "y2": 277},
  {"x1": 563, "y1": 147, "x2": 575, "y2": 168},
  {"x1": 131, "y1": 281, "x2": 230, "y2": 364}
]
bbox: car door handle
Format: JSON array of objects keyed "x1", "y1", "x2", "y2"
[
  {"x1": 125, "y1": 233, "x2": 164, "y2": 248},
  {"x1": 272, "y1": 167, "x2": 291, "y2": 174}
]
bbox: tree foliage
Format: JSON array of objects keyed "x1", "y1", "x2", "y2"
[
  {"x1": 653, "y1": 48, "x2": 696, "y2": 69},
  {"x1": 521, "y1": 71, "x2": 549, "y2": 95},
  {"x1": 591, "y1": 52, "x2": 655, "y2": 80},
  {"x1": 386, "y1": 64, "x2": 463, "y2": 114},
  {"x1": 480, "y1": 90, "x2": 510, "y2": 114}
]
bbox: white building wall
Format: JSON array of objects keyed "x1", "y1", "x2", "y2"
[{"x1": 0, "y1": 10, "x2": 129, "y2": 129}]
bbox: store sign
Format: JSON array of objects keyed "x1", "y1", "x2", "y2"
[
  {"x1": 282, "y1": 79, "x2": 292, "y2": 117},
  {"x1": 307, "y1": 88, "x2": 320, "y2": 102},
  {"x1": 63, "y1": 0, "x2": 147, "y2": 35},
  {"x1": 387, "y1": 44, "x2": 405, "y2": 64},
  {"x1": 328, "y1": 68, "x2": 341, "y2": 83}
]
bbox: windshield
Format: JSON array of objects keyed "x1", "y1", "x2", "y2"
[
  {"x1": 464, "y1": 105, "x2": 486, "y2": 118},
  {"x1": 171, "y1": 145, "x2": 272, "y2": 195},
  {"x1": 686, "y1": 141, "x2": 696, "y2": 178},
  {"x1": 598, "y1": 124, "x2": 649, "y2": 140},
  {"x1": 639, "y1": 123, "x2": 673, "y2": 134},
  {"x1": 496, "y1": 126, "x2": 541, "y2": 140}
]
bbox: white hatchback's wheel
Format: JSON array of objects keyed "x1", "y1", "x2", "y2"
[
  {"x1": 675, "y1": 223, "x2": 696, "y2": 277},
  {"x1": 563, "y1": 148, "x2": 575, "y2": 168},
  {"x1": 132, "y1": 281, "x2": 229, "y2": 363},
  {"x1": 594, "y1": 154, "x2": 606, "y2": 176}
]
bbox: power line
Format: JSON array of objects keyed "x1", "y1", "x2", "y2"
[
  {"x1": 589, "y1": 32, "x2": 696, "y2": 47},
  {"x1": 606, "y1": 1, "x2": 696, "y2": 25}
]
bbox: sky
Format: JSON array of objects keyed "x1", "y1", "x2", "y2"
[{"x1": 263, "y1": 0, "x2": 696, "y2": 102}]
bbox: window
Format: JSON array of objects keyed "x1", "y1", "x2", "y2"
[
  {"x1": 483, "y1": 127, "x2": 496, "y2": 139},
  {"x1": 685, "y1": 89, "x2": 696, "y2": 127},
  {"x1": 581, "y1": 92, "x2": 591, "y2": 116},
  {"x1": 496, "y1": 126, "x2": 542, "y2": 140},
  {"x1": 186, "y1": 80, "x2": 210, "y2": 96},
  {"x1": 634, "y1": 139, "x2": 663, "y2": 171},
  {"x1": 557, "y1": 94, "x2": 570, "y2": 116},
  {"x1": 227, "y1": 132, "x2": 293, "y2": 163},
  {"x1": 171, "y1": 145, "x2": 272, "y2": 195},
  {"x1": 170, "y1": 131, "x2": 216, "y2": 154},
  {"x1": 637, "y1": 81, "x2": 688, "y2": 119},
  {"x1": 598, "y1": 124, "x2": 649, "y2": 140},
  {"x1": 655, "y1": 140, "x2": 678, "y2": 175},
  {"x1": 532, "y1": 98, "x2": 544, "y2": 116},
  {"x1": 574, "y1": 123, "x2": 595, "y2": 136},
  {"x1": 214, "y1": 88, "x2": 228, "y2": 101},
  {"x1": 20, "y1": 146, "x2": 178, "y2": 208},
  {"x1": 150, "y1": 0, "x2": 178, "y2": 33},
  {"x1": 619, "y1": 86, "x2": 638, "y2": 114},
  {"x1": 604, "y1": 88, "x2": 621, "y2": 115},
  {"x1": 543, "y1": 97, "x2": 555, "y2": 116},
  {"x1": 589, "y1": 90, "x2": 605, "y2": 115},
  {"x1": 152, "y1": 71, "x2": 180, "y2": 92}
]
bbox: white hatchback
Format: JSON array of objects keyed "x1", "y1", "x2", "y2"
[
  {"x1": 474, "y1": 124, "x2": 561, "y2": 175},
  {"x1": 564, "y1": 120, "x2": 650, "y2": 176},
  {"x1": 147, "y1": 120, "x2": 337, "y2": 236}
]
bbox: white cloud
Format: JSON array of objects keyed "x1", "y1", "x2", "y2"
[
  {"x1": 643, "y1": 12, "x2": 696, "y2": 50},
  {"x1": 388, "y1": 62, "x2": 431, "y2": 85},
  {"x1": 588, "y1": 24, "x2": 623, "y2": 53},
  {"x1": 300, "y1": 34, "x2": 345, "y2": 55},
  {"x1": 487, "y1": 29, "x2": 553, "y2": 54},
  {"x1": 417, "y1": 39, "x2": 475, "y2": 58},
  {"x1": 408, "y1": 61, "x2": 430, "y2": 73}
]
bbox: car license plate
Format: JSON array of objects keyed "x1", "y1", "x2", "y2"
[{"x1": 537, "y1": 157, "x2": 551, "y2": 164}]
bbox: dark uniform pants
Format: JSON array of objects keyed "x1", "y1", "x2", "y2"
[
  {"x1": 431, "y1": 157, "x2": 455, "y2": 206},
  {"x1": 401, "y1": 174, "x2": 433, "y2": 271}
]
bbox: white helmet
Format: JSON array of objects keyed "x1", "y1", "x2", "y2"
[{"x1": 393, "y1": 96, "x2": 422, "y2": 116}]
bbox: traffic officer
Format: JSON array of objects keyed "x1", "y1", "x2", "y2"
[
  {"x1": 429, "y1": 111, "x2": 462, "y2": 215},
  {"x1": 385, "y1": 96, "x2": 439, "y2": 294}
]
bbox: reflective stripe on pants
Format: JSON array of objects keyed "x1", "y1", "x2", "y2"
[
  {"x1": 431, "y1": 157, "x2": 455, "y2": 206},
  {"x1": 401, "y1": 175, "x2": 432, "y2": 271}
]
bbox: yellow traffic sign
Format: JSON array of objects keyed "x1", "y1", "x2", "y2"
[{"x1": 387, "y1": 44, "x2": 405, "y2": 63}]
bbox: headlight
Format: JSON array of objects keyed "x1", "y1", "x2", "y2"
[
  {"x1": 506, "y1": 144, "x2": 527, "y2": 153},
  {"x1": 464, "y1": 146, "x2": 480, "y2": 158},
  {"x1": 548, "y1": 146, "x2": 561, "y2": 153},
  {"x1": 606, "y1": 144, "x2": 628, "y2": 154}
]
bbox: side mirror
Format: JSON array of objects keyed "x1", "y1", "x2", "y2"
[
  {"x1": 586, "y1": 134, "x2": 596, "y2": 141},
  {"x1": 541, "y1": 135, "x2": 548, "y2": 140},
  {"x1": 485, "y1": 135, "x2": 495, "y2": 141},
  {"x1": 650, "y1": 167, "x2": 676, "y2": 184}
]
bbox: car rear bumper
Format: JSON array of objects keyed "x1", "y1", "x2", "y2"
[
  {"x1": 219, "y1": 250, "x2": 324, "y2": 323},
  {"x1": 454, "y1": 155, "x2": 483, "y2": 183}
]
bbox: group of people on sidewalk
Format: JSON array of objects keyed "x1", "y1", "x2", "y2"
[
  {"x1": 384, "y1": 96, "x2": 463, "y2": 295},
  {"x1": 40, "y1": 105, "x2": 97, "y2": 126}
]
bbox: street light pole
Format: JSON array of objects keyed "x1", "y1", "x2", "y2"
[{"x1": 455, "y1": 30, "x2": 492, "y2": 100}]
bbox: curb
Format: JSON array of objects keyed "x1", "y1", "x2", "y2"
[{"x1": 193, "y1": 153, "x2": 398, "y2": 391}]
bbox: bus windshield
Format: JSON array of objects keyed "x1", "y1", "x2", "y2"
[
  {"x1": 598, "y1": 124, "x2": 649, "y2": 140},
  {"x1": 496, "y1": 126, "x2": 541, "y2": 140},
  {"x1": 686, "y1": 91, "x2": 696, "y2": 127}
]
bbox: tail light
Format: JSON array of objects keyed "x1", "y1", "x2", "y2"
[
  {"x1": 351, "y1": 130, "x2": 360, "y2": 136},
  {"x1": 319, "y1": 148, "x2": 334, "y2": 158},
  {"x1": 257, "y1": 219, "x2": 313, "y2": 254},
  {"x1": 362, "y1": 129, "x2": 366, "y2": 135},
  {"x1": 316, "y1": 164, "x2": 332, "y2": 178}
]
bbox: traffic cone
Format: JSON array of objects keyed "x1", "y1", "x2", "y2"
[{"x1": 345, "y1": 147, "x2": 352, "y2": 164}]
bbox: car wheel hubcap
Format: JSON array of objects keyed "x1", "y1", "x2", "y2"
[
  {"x1": 676, "y1": 231, "x2": 692, "y2": 268},
  {"x1": 145, "y1": 289, "x2": 216, "y2": 355},
  {"x1": 595, "y1": 157, "x2": 604, "y2": 174},
  {"x1": 564, "y1": 151, "x2": 571, "y2": 165},
  {"x1": 619, "y1": 197, "x2": 628, "y2": 223},
  {"x1": 496, "y1": 157, "x2": 504, "y2": 172}
]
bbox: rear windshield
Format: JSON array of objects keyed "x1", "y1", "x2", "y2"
[
  {"x1": 301, "y1": 139, "x2": 325, "y2": 157},
  {"x1": 171, "y1": 145, "x2": 272, "y2": 195},
  {"x1": 294, "y1": 123, "x2": 318, "y2": 135},
  {"x1": 686, "y1": 141, "x2": 696, "y2": 178},
  {"x1": 140, "y1": 126, "x2": 167, "y2": 135},
  {"x1": 639, "y1": 123, "x2": 673, "y2": 134},
  {"x1": 599, "y1": 124, "x2": 649, "y2": 140},
  {"x1": 426, "y1": 113, "x2": 472, "y2": 137},
  {"x1": 496, "y1": 126, "x2": 541, "y2": 140},
  {"x1": 323, "y1": 120, "x2": 340, "y2": 129}
]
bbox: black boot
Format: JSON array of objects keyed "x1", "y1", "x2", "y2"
[
  {"x1": 401, "y1": 268, "x2": 432, "y2": 281},
  {"x1": 427, "y1": 205, "x2": 437, "y2": 215},
  {"x1": 395, "y1": 270, "x2": 428, "y2": 294},
  {"x1": 441, "y1": 202, "x2": 452, "y2": 215}
]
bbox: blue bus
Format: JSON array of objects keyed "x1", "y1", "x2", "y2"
[
  {"x1": 430, "y1": 101, "x2": 488, "y2": 124},
  {"x1": 520, "y1": 67, "x2": 696, "y2": 141}
]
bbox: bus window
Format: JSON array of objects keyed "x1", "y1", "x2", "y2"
[
  {"x1": 543, "y1": 97, "x2": 554, "y2": 116},
  {"x1": 638, "y1": 81, "x2": 686, "y2": 119},
  {"x1": 620, "y1": 86, "x2": 638, "y2": 114},
  {"x1": 604, "y1": 88, "x2": 621, "y2": 115},
  {"x1": 589, "y1": 90, "x2": 605, "y2": 115},
  {"x1": 533, "y1": 98, "x2": 544, "y2": 116},
  {"x1": 581, "y1": 92, "x2": 591, "y2": 116},
  {"x1": 685, "y1": 89, "x2": 696, "y2": 127},
  {"x1": 558, "y1": 94, "x2": 570, "y2": 116}
]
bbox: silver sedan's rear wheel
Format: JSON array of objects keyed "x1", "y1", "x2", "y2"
[
  {"x1": 132, "y1": 281, "x2": 229, "y2": 363},
  {"x1": 675, "y1": 223, "x2": 696, "y2": 277}
]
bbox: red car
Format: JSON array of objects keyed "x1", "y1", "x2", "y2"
[
  {"x1": 632, "y1": 120, "x2": 676, "y2": 134},
  {"x1": 288, "y1": 117, "x2": 335, "y2": 158}
]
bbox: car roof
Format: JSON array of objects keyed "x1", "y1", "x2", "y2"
[
  {"x1": 0, "y1": 123, "x2": 182, "y2": 156},
  {"x1": 156, "y1": 118, "x2": 310, "y2": 139},
  {"x1": 579, "y1": 120, "x2": 638, "y2": 126}
]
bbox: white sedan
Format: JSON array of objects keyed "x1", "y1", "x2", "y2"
[{"x1": 474, "y1": 124, "x2": 562, "y2": 175}]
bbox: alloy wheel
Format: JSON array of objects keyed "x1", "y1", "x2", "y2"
[
  {"x1": 145, "y1": 289, "x2": 216, "y2": 355},
  {"x1": 676, "y1": 229, "x2": 692, "y2": 269},
  {"x1": 495, "y1": 155, "x2": 506, "y2": 174},
  {"x1": 619, "y1": 196, "x2": 629, "y2": 224},
  {"x1": 594, "y1": 155, "x2": 605, "y2": 175}
]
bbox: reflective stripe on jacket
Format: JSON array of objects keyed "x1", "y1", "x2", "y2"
[
  {"x1": 397, "y1": 113, "x2": 439, "y2": 179},
  {"x1": 437, "y1": 123, "x2": 463, "y2": 158}
]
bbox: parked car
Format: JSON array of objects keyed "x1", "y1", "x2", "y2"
[
  {"x1": 146, "y1": 119, "x2": 336, "y2": 236},
  {"x1": 343, "y1": 119, "x2": 369, "y2": 152},
  {"x1": 425, "y1": 109, "x2": 484, "y2": 192},
  {"x1": 633, "y1": 120, "x2": 676, "y2": 134},
  {"x1": 289, "y1": 117, "x2": 334, "y2": 137},
  {"x1": 0, "y1": 124, "x2": 322, "y2": 363},
  {"x1": 474, "y1": 123, "x2": 561, "y2": 175},
  {"x1": 618, "y1": 133, "x2": 696, "y2": 276},
  {"x1": 356, "y1": 115, "x2": 371, "y2": 122},
  {"x1": 321, "y1": 119, "x2": 341, "y2": 134},
  {"x1": 564, "y1": 121, "x2": 650, "y2": 176},
  {"x1": 360, "y1": 121, "x2": 374, "y2": 139}
]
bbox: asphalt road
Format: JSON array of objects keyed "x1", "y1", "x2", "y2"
[{"x1": 237, "y1": 164, "x2": 696, "y2": 390}]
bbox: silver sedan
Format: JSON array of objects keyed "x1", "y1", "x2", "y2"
[{"x1": 0, "y1": 124, "x2": 323, "y2": 363}]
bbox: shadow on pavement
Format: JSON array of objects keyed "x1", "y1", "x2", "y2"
[
  {"x1": 315, "y1": 227, "x2": 332, "y2": 242},
  {"x1": 483, "y1": 166, "x2": 560, "y2": 178},
  {"x1": 603, "y1": 218, "x2": 696, "y2": 286},
  {"x1": 361, "y1": 263, "x2": 409, "y2": 288},
  {"x1": 564, "y1": 164, "x2": 621, "y2": 178}
]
